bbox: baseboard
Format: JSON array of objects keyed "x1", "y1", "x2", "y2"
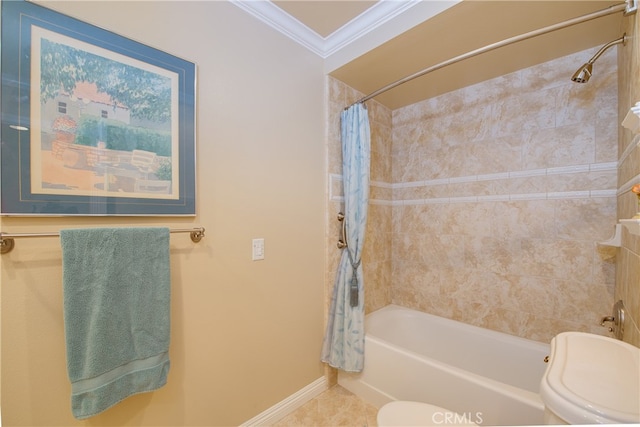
[{"x1": 240, "y1": 376, "x2": 328, "y2": 426}]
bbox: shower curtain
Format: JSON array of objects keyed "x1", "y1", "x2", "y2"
[{"x1": 321, "y1": 102, "x2": 370, "y2": 372}]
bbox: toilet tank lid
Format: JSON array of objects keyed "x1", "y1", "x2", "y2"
[{"x1": 540, "y1": 332, "x2": 640, "y2": 424}]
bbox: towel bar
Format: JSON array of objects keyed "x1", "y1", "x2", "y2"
[{"x1": 0, "y1": 227, "x2": 205, "y2": 254}]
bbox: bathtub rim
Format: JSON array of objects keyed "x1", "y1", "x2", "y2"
[
  {"x1": 339, "y1": 303, "x2": 549, "y2": 417},
  {"x1": 367, "y1": 304, "x2": 550, "y2": 350}
]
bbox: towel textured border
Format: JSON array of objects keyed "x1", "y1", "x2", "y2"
[{"x1": 60, "y1": 227, "x2": 171, "y2": 419}]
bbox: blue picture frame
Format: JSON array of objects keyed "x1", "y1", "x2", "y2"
[{"x1": 1, "y1": 0, "x2": 196, "y2": 215}]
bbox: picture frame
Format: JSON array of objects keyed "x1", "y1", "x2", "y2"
[{"x1": 1, "y1": 0, "x2": 196, "y2": 216}]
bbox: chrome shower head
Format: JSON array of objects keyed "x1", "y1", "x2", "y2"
[
  {"x1": 571, "y1": 63, "x2": 593, "y2": 83},
  {"x1": 571, "y1": 34, "x2": 626, "y2": 83}
]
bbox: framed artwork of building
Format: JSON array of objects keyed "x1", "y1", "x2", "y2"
[{"x1": 1, "y1": 0, "x2": 196, "y2": 215}]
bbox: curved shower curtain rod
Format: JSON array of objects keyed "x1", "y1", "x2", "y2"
[{"x1": 347, "y1": 0, "x2": 636, "y2": 109}]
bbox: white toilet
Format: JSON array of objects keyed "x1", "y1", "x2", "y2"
[
  {"x1": 377, "y1": 401, "x2": 478, "y2": 426},
  {"x1": 540, "y1": 332, "x2": 640, "y2": 424}
]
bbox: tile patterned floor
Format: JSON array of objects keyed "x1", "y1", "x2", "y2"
[{"x1": 271, "y1": 385, "x2": 379, "y2": 427}]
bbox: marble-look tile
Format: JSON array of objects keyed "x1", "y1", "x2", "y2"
[
  {"x1": 463, "y1": 71, "x2": 522, "y2": 106},
  {"x1": 326, "y1": 42, "x2": 631, "y2": 348},
  {"x1": 490, "y1": 200, "x2": 555, "y2": 239},
  {"x1": 552, "y1": 278, "x2": 614, "y2": 326},
  {"x1": 522, "y1": 124, "x2": 596, "y2": 170},
  {"x1": 271, "y1": 385, "x2": 378, "y2": 427},
  {"x1": 386, "y1": 47, "x2": 618, "y2": 341},
  {"x1": 623, "y1": 246, "x2": 640, "y2": 331},
  {"x1": 594, "y1": 116, "x2": 618, "y2": 163},
  {"x1": 554, "y1": 83, "x2": 598, "y2": 129},
  {"x1": 619, "y1": 143, "x2": 640, "y2": 189},
  {"x1": 552, "y1": 197, "x2": 617, "y2": 241},
  {"x1": 493, "y1": 89, "x2": 556, "y2": 137},
  {"x1": 618, "y1": 190, "x2": 640, "y2": 221}
]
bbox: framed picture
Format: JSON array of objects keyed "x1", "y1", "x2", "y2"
[{"x1": 1, "y1": 0, "x2": 196, "y2": 215}]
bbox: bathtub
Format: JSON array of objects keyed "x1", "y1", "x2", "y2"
[{"x1": 338, "y1": 304, "x2": 550, "y2": 426}]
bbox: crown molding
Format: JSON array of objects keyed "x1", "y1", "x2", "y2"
[
  {"x1": 229, "y1": 0, "x2": 423, "y2": 58},
  {"x1": 230, "y1": 0, "x2": 326, "y2": 56},
  {"x1": 324, "y1": 0, "x2": 422, "y2": 57}
]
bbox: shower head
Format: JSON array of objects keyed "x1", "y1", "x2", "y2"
[
  {"x1": 571, "y1": 34, "x2": 626, "y2": 83},
  {"x1": 571, "y1": 63, "x2": 593, "y2": 83}
]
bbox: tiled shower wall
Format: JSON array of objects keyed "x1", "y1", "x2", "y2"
[
  {"x1": 389, "y1": 46, "x2": 618, "y2": 343},
  {"x1": 327, "y1": 45, "x2": 622, "y2": 345},
  {"x1": 616, "y1": 13, "x2": 640, "y2": 347}
]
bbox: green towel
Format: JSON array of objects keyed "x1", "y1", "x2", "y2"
[{"x1": 60, "y1": 227, "x2": 171, "y2": 419}]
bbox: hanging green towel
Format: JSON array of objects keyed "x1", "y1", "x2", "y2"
[{"x1": 60, "y1": 227, "x2": 171, "y2": 419}]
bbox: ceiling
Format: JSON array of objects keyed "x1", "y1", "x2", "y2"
[
  {"x1": 273, "y1": 0, "x2": 378, "y2": 38},
  {"x1": 239, "y1": 1, "x2": 628, "y2": 110}
]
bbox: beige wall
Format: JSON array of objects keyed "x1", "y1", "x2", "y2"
[
  {"x1": 617, "y1": 11, "x2": 640, "y2": 347},
  {"x1": 1, "y1": 1, "x2": 327, "y2": 425}
]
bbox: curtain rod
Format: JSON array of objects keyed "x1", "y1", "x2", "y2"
[
  {"x1": 0, "y1": 227, "x2": 205, "y2": 254},
  {"x1": 349, "y1": 1, "x2": 633, "y2": 108}
]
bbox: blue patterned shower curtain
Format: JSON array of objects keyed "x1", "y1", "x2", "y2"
[{"x1": 321, "y1": 102, "x2": 371, "y2": 372}]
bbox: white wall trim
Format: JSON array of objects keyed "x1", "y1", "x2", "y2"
[
  {"x1": 229, "y1": 0, "x2": 425, "y2": 59},
  {"x1": 322, "y1": 0, "x2": 423, "y2": 58},
  {"x1": 239, "y1": 377, "x2": 328, "y2": 426}
]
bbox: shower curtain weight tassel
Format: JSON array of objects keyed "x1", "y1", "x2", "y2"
[
  {"x1": 349, "y1": 260, "x2": 361, "y2": 307},
  {"x1": 349, "y1": 274, "x2": 359, "y2": 307}
]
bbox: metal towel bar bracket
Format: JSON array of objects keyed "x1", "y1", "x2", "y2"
[{"x1": 0, "y1": 227, "x2": 205, "y2": 255}]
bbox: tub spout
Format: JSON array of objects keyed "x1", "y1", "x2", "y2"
[{"x1": 600, "y1": 315, "x2": 615, "y2": 326}]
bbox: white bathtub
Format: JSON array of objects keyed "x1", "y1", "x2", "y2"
[{"x1": 338, "y1": 304, "x2": 550, "y2": 426}]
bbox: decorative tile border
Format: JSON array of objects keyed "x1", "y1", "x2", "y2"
[
  {"x1": 329, "y1": 162, "x2": 618, "y2": 205},
  {"x1": 387, "y1": 190, "x2": 616, "y2": 207},
  {"x1": 619, "y1": 173, "x2": 640, "y2": 195}
]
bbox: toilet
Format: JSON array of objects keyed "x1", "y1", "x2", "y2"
[
  {"x1": 377, "y1": 401, "x2": 478, "y2": 426},
  {"x1": 540, "y1": 332, "x2": 640, "y2": 425}
]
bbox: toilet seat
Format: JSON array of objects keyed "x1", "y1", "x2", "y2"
[{"x1": 377, "y1": 401, "x2": 478, "y2": 426}]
